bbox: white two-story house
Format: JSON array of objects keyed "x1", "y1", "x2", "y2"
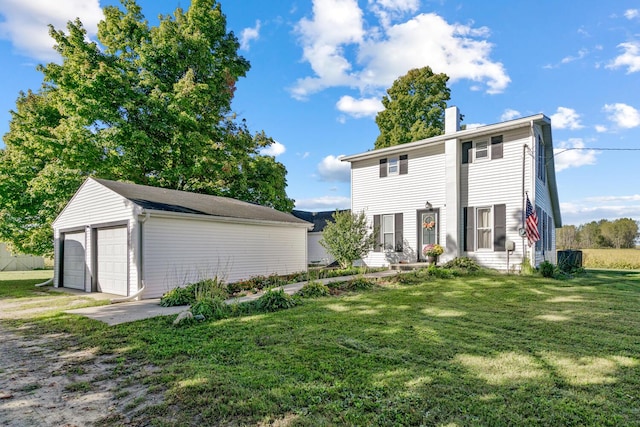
[{"x1": 342, "y1": 106, "x2": 562, "y2": 271}]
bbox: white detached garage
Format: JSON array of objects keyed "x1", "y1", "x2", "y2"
[{"x1": 53, "y1": 178, "x2": 311, "y2": 299}]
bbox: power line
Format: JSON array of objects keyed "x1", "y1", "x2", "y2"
[{"x1": 554, "y1": 147, "x2": 640, "y2": 157}]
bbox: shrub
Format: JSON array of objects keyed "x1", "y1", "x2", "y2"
[
  {"x1": 345, "y1": 276, "x2": 376, "y2": 291},
  {"x1": 426, "y1": 265, "x2": 454, "y2": 279},
  {"x1": 160, "y1": 286, "x2": 196, "y2": 307},
  {"x1": 441, "y1": 257, "x2": 481, "y2": 272},
  {"x1": 193, "y1": 277, "x2": 228, "y2": 300},
  {"x1": 257, "y1": 289, "x2": 297, "y2": 312},
  {"x1": 538, "y1": 260, "x2": 555, "y2": 278},
  {"x1": 190, "y1": 297, "x2": 229, "y2": 320},
  {"x1": 297, "y1": 281, "x2": 330, "y2": 298},
  {"x1": 520, "y1": 256, "x2": 536, "y2": 276}
]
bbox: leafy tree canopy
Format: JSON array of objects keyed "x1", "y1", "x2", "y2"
[
  {"x1": 374, "y1": 66, "x2": 451, "y2": 149},
  {"x1": 557, "y1": 218, "x2": 639, "y2": 250},
  {"x1": 0, "y1": 0, "x2": 294, "y2": 256}
]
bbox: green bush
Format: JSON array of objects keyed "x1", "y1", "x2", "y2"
[
  {"x1": 441, "y1": 257, "x2": 481, "y2": 272},
  {"x1": 160, "y1": 285, "x2": 196, "y2": 307},
  {"x1": 193, "y1": 277, "x2": 228, "y2": 300},
  {"x1": 191, "y1": 297, "x2": 229, "y2": 320},
  {"x1": 538, "y1": 260, "x2": 555, "y2": 278},
  {"x1": 426, "y1": 265, "x2": 454, "y2": 279},
  {"x1": 345, "y1": 276, "x2": 376, "y2": 291},
  {"x1": 257, "y1": 289, "x2": 297, "y2": 312},
  {"x1": 297, "y1": 281, "x2": 330, "y2": 298}
]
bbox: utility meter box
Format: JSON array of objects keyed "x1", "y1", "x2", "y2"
[{"x1": 506, "y1": 240, "x2": 515, "y2": 251}]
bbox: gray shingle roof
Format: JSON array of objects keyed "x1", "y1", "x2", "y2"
[
  {"x1": 93, "y1": 178, "x2": 310, "y2": 226},
  {"x1": 291, "y1": 210, "x2": 349, "y2": 232}
]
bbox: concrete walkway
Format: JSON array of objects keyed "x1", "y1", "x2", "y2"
[{"x1": 66, "y1": 270, "x2": 399, "y2": 326}]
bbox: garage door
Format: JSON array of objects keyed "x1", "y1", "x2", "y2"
[
  {"x1": 96, "y1": 227, "x2": 128, "y2": 296},
  {"x1": 62, "y1": 231, "x2": 86, "y2": 290}
]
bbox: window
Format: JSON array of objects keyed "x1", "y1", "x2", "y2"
[
  {"x1": 388, "y1": 157, "x2": 398, "y2": 175},
  {"x1": 462, "y1": 135, "x2": 503, "y2": 164},
  {"x1": 475, "y1": 141, "x2": 488, "y2": 160},
  {"x1": 463, "y1": 204, "x2": 506, "y2": 252},
  {"x1": 373, "y1": 213, "x2": 403, "y2": 252},
  {"x1": 379, "y1": 155, "x2": 408, "y2": 177},
  {"x1": 536, "y1": 135, "x2": 546, "y2": 183},
  {"x1": 476, "y1": 207, "x2": 492, "y2": 249},
  {"x1": 382, "y1": 214, "x2": 394, "y2": 250}
]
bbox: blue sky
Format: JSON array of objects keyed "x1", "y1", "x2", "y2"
[{"x1": 1, "y1": 0, "x2": 639, "y2": 226}]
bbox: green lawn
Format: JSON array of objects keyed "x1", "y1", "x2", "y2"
[{"x1": 2, "y1": 269, "x2": 640, "y2": 426}]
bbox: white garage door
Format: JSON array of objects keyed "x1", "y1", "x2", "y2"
[
  {"x1": 96, "y1": 227, "x2": 128, "y2": 296},
  {"x1": 62, "y1": 231, "x2": 86, "y2": 290}
]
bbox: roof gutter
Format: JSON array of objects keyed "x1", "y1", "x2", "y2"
[{"x1": 342, "y1": 114, "x2": 549, "y2": 163}]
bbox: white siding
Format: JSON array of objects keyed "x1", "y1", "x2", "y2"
[
  {"x1": 142, "y1": 216, "x2": 308, "y2": 298},
  {"x1": 534, "y1": 124, "x2": 557, "y2": 265},
  {"x1": 53, "y1": 179, "x2": 139, "y2": 292},
  {"x1": 461, "y1": 127, "x2": 533, "y2": 271},
  {"x1": 351, "y1": 144, "x2": 447, "y2": 267},
  {"x1": 308, "y1": 232, "x2": 333, "y2": 265}
]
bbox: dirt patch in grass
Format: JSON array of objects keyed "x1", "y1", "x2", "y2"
[{"x1": 0, "y1": 323, "x2": 163, "y2": 426}]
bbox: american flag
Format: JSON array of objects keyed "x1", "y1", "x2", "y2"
[{"x1": 525, "y1": 195, "x2": 540, "y2": 247}]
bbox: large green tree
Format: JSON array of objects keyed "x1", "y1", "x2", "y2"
[
  {"x1": 0, "y1": 0, "x2": 293, "y2": 256},
  {"x1": 374, "y1": 66, "x2": 451, "y2": 149}
]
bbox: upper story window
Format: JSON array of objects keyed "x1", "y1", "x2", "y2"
[
  {"x1": 536, "y1": 135, "x2": 546, "y2": 183},
  {"x1": 379, "y1": 154, "x2": 408, "y2": 178},
  {"x1": 475, "y1": 141, "x2": 488, "y2": 160},
  {"x1": 388, "y1": 157, "x2": 399, "y2": 175},
  {"x1": 462, "y1": 135, "x2": 503, "y2": 164}
]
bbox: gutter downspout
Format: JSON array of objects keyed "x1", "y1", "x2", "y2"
[
  {"x1": 110, "y1": 211, "x2": 149, "y2": 304},
  {"x1": 35, "y1": 277, "x2": 53, "y2": 287}
]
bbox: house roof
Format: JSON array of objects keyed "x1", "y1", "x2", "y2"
[
  {"x1": 291, "y1": 210, "x2": 348, "y2": 232},
  {"x1": 92, "y1": 178, "x2": 311, "y2": 227}
]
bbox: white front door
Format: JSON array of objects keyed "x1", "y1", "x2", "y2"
[
  {"x1": 62, "y1": 231, "x2": 86, "y2": 290},
  {"x1": 96, "y1": 227, "x2": 128, "y2": 296}
]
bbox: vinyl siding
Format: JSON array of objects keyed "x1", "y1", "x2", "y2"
[
  {"x1": 53, "y1": 179, "x2": 138, "y2": 293},
  {"x1": 460, "y1": 127, "x2": 532, "y2": 270},
  {"x1": 351, "y1": 144, "x2": 447, "y2": 267},
  {"x1": 142, "y1": 216, "x2": 307, "y2": 298},
  {"x1": 534, "y1": 123, "x2": 557, "y2": 265},
  {"x1": 308, "y1": 232, "x2": 334, "y2": 265}
]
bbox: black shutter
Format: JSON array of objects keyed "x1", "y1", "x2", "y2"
[
  {"x1": 547, "y1": 213, "x2": 553, "y2": 251},
  {"x1": 462, "y1": 142, "x2": 472, "y2": 164},
  {"x1": 491, "y1": 135, "x2": 503, "y2": 159},
  {"x1": 373, "y1": 215, "x2": 381, "y2": 252},
  {"x1": 379, "y1": 159, "x2": 387, "y2": 178},
  {"x1": 464, "y1": 207, "x2": 474, "y2": 252},
  {"x1": 494, "y1": 204, "x2": 506, "y2": 251},
  {"x1": 395, "y1": 213, "x2": 403, "y2": 252},
  {"x1": 399, "y1": 155, "x2": 408, "y2": 175}
]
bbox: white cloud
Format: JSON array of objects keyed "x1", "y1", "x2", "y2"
[
  {"x1": 553, "y1": 138, "x2": 598, "y2": 172},
  {"x1": 560, "y1": 48, "x2": 588, "y2": 64},
  {"x1": 0, "y1": 0, "x2": 103, "y2": 61},
  {"x1": 500, "y1": 109, "x2": 521, "y2": 121},
  {"x1": 368, "y1": 0, "x2": 420, "y2": 28},
  {"x1": 560, "y1": 198, "x2": 640, "y2": 225},
  {"x1": 260, "y1": 141, "x2": 286, "y2": 157},
  {"x1": 292, "y1": 2, "x2": 510, "y2": 101},
  {"x1": 336, "y1": 95, "x2": 383, "y2": 118},
  {"x1": 624, "y1": 9, "x2": 639, "y2": 20},
  {"x1": 550, "y1": 107, "x2": 583, "y2": 130},
  {"x1": 295, "y1": 195, "x2": 351, "y2": 211},
  {"x1": 603, "y1": 103, "x2": 640, "y2": 128},
  {"x1": 317, "y1": 154, "x2": 351, "y2": 182},
  {"x1": 606, "y1": 41, "x2": 640, "y2": 73},
  {"x1": 595, "y1": 124, "x2": 607, "y2": 133},
  {"x1": 240, "y1": 20, "x2": 261, "y2": 50}
]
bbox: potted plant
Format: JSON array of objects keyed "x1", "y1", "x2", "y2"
[{"x1": 422, "y1": 243, "x2": 444, "y2": 265}]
